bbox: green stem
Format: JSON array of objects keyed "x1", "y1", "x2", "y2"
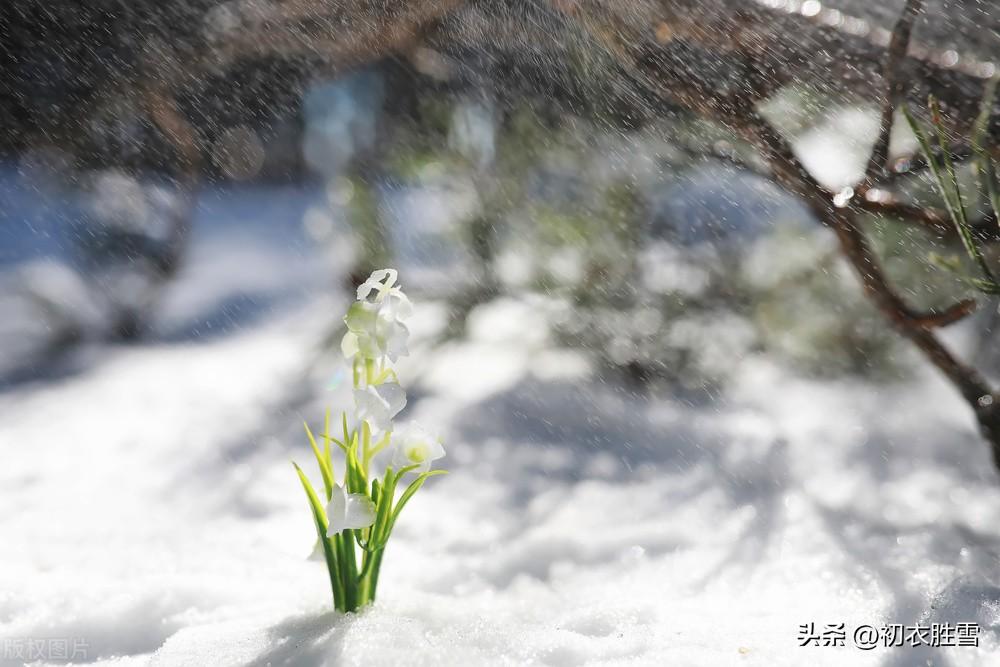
[
  {"x1": 335, "y1": 533, "x2": 357, "y2": 611},
  {"x1": 356, "y1": 556, "x2": 374, "y2": 606},
  {"x1": 327, "y1": 537, "x2": 346, "y2": 612},
  {"x1": 368, "y1": 548, "x2": 386, "y2": 602},
  {"x1": 348, "y1": 529, "x2": 362, "y2": 609}
]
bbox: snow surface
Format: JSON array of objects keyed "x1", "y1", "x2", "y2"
[{"x1": 4, "y1": 181, "x2": 1000, "y2": 666}]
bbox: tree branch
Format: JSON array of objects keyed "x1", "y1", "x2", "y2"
[
  {"x1": 863, "y1": 0, "x2": 923, "y2": 185},
  {"x1": 564, "y1": 1, "x2": 1000, "y2": 466}
]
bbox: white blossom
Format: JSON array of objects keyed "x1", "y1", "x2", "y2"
[
  {"x1": 325, "y1": 483, "x2": 376, "y2": 537},
  {"x1": 341, "y1": 270, "x2": 413, "y2": 362},
  {"x1": 354, "y1": 382, "x2": 406, "y2": 432},
  {"x1": 391, "y1": 422, "x2": 446, "y2": 473},
  {"x1": 356, "y1": 268, "x2": 413, "y2": 321},
  {"x1": 341, "y1": 300, "x2": 410, "y2": 361}
]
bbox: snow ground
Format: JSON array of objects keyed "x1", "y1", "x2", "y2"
[{"x1": 3, "y1": 182, "x2": 1000, "y2": 666}]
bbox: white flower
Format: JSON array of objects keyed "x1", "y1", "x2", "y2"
[
  {"x1": 391, "y1": 422, "x2": 446, "y2": 473},
  {"x1": 354, "y1": 382, "x2": 406, "y2": 432},
  {"x1": 341, "y1": 300, "x2": 409, "y2": 362},
  {"x1": 356, "y1": 268, "x2": 413, "y2": 321},
  {"x1": 325, "y1": 483, "x2": 376, "y2": 537}
]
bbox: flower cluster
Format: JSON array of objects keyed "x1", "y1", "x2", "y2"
[
  {"x1": 294, "y1": 269, "x2": 446, "y2": 612},
  {"x1": 341, "y1": 269, "x2": 412, "y2": 362}
]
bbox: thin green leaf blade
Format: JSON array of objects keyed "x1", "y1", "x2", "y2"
[
  {"x1": 304, "y1": 422, "x2": 335, "y2": 500},
  {"x1": 905, "y1": 103, "x2": 994, "y2": 280},
  {"x1": 971, "y1": 76, "x2": 1000, "y2": 230},
  {"x1": 293, "y1": 462, "x2": 343, "y2": 609}
]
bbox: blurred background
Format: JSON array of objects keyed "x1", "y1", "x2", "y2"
[
  {"x1": 3, "y1": 0, "x2": 999, "y2": 387},
  {"x1": 4, "y1": 1, "x2": 1000, "y2": 664}
]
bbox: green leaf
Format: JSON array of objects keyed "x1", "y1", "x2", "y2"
[
  {"x1": 930, "y1": 97, "x2": 994, "y2": 282},
  {"x1": 303, "y1": 422, "x2": 334, "y2": 500},
  {"x1": 905, "y1": 104, "x2": 994, "y2": 282},
  {"x1": 904, "y1": 107, "x2": 960, "y2": 218},
  {"x1": 967, "y1": 277, "x2": 1000, "y2": 295},
  {"x1": 293, "y1": 462, "x2": 343, "y2": 610},
  {"x1": 927, "y1": 251, "x2": 962, "y2": 273},
  {"x1": 354, "y1": 480, "x2": 383, "y2": 553},
  {"x1": 375, "y1": 468, "x2": 396, "y2": 525},
  {"x1": 972, "y1": 77, "x2": 998, "y2": 154},
  {"x1": 972, "y1": 76, "x2": 1000, "y2": 233},
  {"x1": 344, "y1": 430, "x2": 367, "y2": 494},
  {"x1": 342, "y1": 413, "x2": 352, "y2": 454},
  {"x1": 367, "y1": 468, "x2": 400, "y2": 550},
  {"x1": 366, "y1": 431, "x2": 392, "y2": 466},
  {"x1": 928, "y1": 252, "x2": 1000, "y2": 294}
]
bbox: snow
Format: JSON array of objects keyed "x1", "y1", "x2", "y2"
[{"x1": 4, "y1": 180, "x2": 1000, "y2": 666}]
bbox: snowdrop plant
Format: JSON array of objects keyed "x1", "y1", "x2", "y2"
[{"x1": 294, "y1": 269, "x2": 446, "y2": 612}]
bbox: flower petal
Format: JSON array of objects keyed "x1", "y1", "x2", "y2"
[
  {"x1": 386, "y1": 290, "x2": 413, "y2": 320},
  {"x1": 425, "y1": 438, "x2": 446, "y2": 463},
  {"x1": 389, "y1": 421, "x2": 445, "y2": 472},
  {"x1": 356, "y1": 282, "x2": 376, "y2": 302},
  {"x1": 379, "y1": 268, "x2": 398, "y2": 288},
  {"x1": 325, "y1": 484, "x2": 347, "y2": 537},
  {"x1": 378, "y1": 382, "x2": 407, "y2": 417},
  {"x1": 354, "y1": 387, "x2": 389, "y2": 431},
  {"x1": 345, "y1": 301, "x2": 378, "y2": 332},
  {"x1": 356, "y1": 268, "x2": 397, "y2": 302},
  {"x1": 354, "y1": 382, "x2": 407, "y2": 432},
  {"x1": 383, "y1": 321, "x2": 410, "y2": 361},
  {"x1": 342, "y1": 493, "x2": 377, "y2": 529},
  {"x1": 340, "y1": 331, "x2": 359, "y2": 359}
]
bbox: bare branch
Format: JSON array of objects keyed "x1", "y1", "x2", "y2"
[
  {"x1": 565, "y1": 1, "x2": 1000, "y2": 464},
  {"x1": 883, "y1": 144, "x2": 975, "y2": 184},
  {"x1": 210, "y1": 0, "x2": 463, "y2": 68},
  {"x1": 863, "y1": 0, "x2": 924, "y2": 185},
  {"x1": 852, "y1": 193, "x2": 1000, "y2": 243},
  {"x1": 734, "y1": 112, "x2": 1000, "y2": 465}
]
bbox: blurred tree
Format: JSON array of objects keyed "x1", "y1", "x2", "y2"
[{"x1": 6, "y1": 0, "x2": 1000, "y2": 466}]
